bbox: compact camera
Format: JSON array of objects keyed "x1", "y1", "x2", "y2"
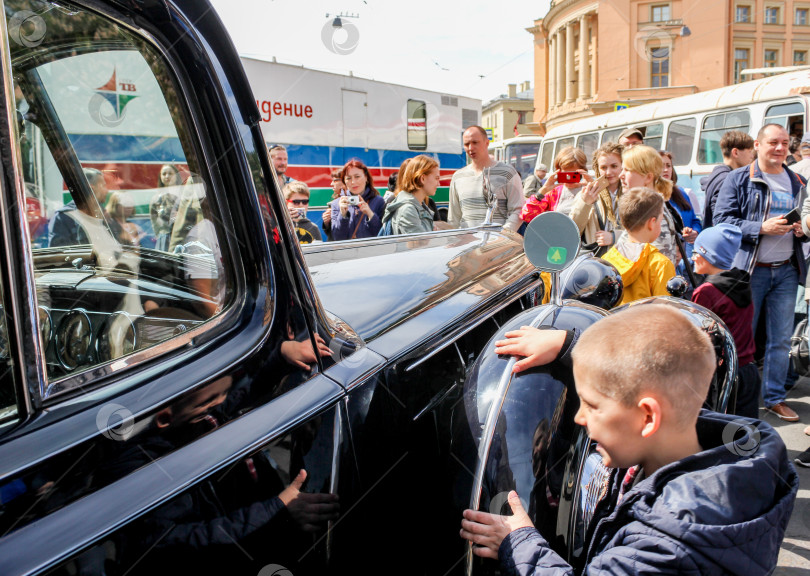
[
  {"x1": 557, "y1": 171, "x2": 582, "y2": 184},
  {"x1": 345, "y1": 195, "x2": 360, "y2": 205}
]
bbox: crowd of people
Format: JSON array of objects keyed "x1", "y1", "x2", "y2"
[
  {"x1": 454, "y1": 122, "x2": 805, "y2": 576},
  {"x1": 273, "y1": 122, "x2": 810, "y2": 460}
]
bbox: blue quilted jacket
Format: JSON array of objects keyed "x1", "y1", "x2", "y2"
[{"x1": 498, "y1": 410, "x2": 798, "y2": 576}]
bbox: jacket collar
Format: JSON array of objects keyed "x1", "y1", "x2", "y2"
[{"x1": 749, "y1": 159, "x2": 804, "y2": 192}]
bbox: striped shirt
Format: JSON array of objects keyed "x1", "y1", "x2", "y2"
[{"x1": 447, "y1": 161, "x2": 525, "y2": 231}]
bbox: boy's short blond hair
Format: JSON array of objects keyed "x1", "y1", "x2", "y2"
[
  {"x1": 283, "y1": 181, "x2": 310, "y2": 200},
  {"x1": 618, "y1": 187, "x2": 663, "y2": 232},
  {"x1": 572, "y1": 304, "x2": 715, "y2": 427}
]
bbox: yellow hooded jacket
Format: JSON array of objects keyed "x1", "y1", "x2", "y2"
[{"x1": 602, "y1": 242, "x2": 675, "y2": 305}]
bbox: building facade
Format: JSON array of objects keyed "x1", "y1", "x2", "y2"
[
  {"x1": 482, "y1": 82, "x2": 536, "y2": 141},
  {"x1": 528, "y1": 0, "x2": 810, "y2": 132}
]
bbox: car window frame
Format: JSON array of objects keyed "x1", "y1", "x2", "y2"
[
  {"x1": 0, "y1": 8, "x2": 42, "y2": 419},
  {"x1": 1, "y1": 0, "x2": 249, "y2": 406}
]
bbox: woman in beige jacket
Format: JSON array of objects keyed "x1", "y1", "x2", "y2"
[{"x1": 569, "y1": 142, "x2": 624, "y2": 255}]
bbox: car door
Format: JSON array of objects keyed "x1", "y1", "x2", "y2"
[{"x1": 0, "y1": 1, "x2": 352, "y2": 574}]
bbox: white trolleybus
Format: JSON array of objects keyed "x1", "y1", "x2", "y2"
[{"x1": 539, "y1": 70, "x2": 810, "y2": 213}]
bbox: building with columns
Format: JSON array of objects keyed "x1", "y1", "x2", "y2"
[
  {"x1": 528, "y1": 0, "x2": 810, "y2": 133},
  {"x1": 482, "y1": 82, "x2": 535, "y2": 142}
]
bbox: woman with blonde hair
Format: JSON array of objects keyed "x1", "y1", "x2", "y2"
[
  {"x1": 617, "y1": 145, "x2": 681, "y2": 266},
  {"x1": 569, "y1": 142, "x2": 624, "y2": 255},
  {"x1": 380, "y1": 155, "x2": 440, "y2": 234}
]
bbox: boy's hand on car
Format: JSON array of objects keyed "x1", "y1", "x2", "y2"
[
  {"x1": 494, "y1": 327, "x2": 567, "y2": 373},
  {"x1": 460, "y1": 491, "x2": 533, "y2": 559},
  {"x1": 280, "y1": 470, "x2": 340, "y2": 532}
]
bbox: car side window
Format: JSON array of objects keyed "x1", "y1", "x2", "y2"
[{"x1": 6, "y1": 0, "x2": 233, "y2": 394}]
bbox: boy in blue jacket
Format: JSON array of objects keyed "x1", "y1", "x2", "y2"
[{"x1": 460, "y1": 305, "x2": 798, "y2": 576}]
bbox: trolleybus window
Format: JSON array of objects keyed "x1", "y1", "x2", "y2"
[
  {"x1": 506, "y1": 143, "x2": 541, "y2": 177},
  {"x1": 576, "y1": 133, "x2": 599, "y2": 165},
  {"x1": 764, "y1": 102, "x2": 805, "y2": 136},
  {"x1": 666, "y1": 118, "x2": 697, "y2": 165},
  {"x1": 601, "y1": 128, "x2": 623, "y2": 145},
  {"x1": 698, "y1": 110, "x2": 751, "y2": 164},
  {"x1": 642, "y1": 123, "x2": 664, "y2": 150},
  {"x1": 556, "y1": 137, "x2": 574, "y2": 158},
  {"x1": 540, "y1": 141, "x2": 554, "y2": 170}
]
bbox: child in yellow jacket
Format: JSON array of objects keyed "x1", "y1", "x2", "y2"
[{"x1": 602, "y1": 187, "x2": 675, "y2": 305}]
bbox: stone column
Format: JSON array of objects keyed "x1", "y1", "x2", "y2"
[
  {"x1": 578, "y1": 15, "x2": 590, "y2": 100},
  {"x1": 590, "y1": 15, "x2": 597, "y2": 96},
  {"x1": 548, "y1": 35, "x2": 556, "y2": 108},
  {"x1": 565, "y1": 21, "x2": 575, "y2": 102},
  {"x1": 556, "y1": 28, "x2": 565, "y2": 105}
]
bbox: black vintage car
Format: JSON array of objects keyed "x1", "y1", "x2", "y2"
[{"x1": 0, "y1": 2, "x2": 738, "y2": 575}]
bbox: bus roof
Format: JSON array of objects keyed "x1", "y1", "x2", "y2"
[{"x1": 545, "y1": 70, "x2": 810, "y2": 138}]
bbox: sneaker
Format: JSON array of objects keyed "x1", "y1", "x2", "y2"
[
  {"x1": 765, "y1": 402, "x2": 800, "y2": 422},
  {"x1": 805, "y1": 425, "x2": 810, "y2": 436},
  {"x1": 796, "y1": 447, "x2": 810, "y2": 468}
]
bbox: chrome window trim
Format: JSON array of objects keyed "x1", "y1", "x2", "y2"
[
  {"x1": 465, "y1": 303, "x2": 556, "y2": 576},
  {"x1": 0, "y1": 0, "x2": 45, "y2": 413}
]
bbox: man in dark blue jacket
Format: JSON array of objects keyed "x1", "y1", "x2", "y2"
[
  {"x1": 460, "y1": 306, "x2": 798, "y2": 576},
  {"x1": 714, "y1": 123, "x2": 807, "y2": 422}
]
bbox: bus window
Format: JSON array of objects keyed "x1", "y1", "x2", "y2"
[
  {"x1": 641, "y1": 123, "x2": 664, "y2": 150},
  {"x1": 601, "y1": 129, "x2": 623, "y2": 145},
  {"x1": 698, "y1": 110, "x2": 750, "y2": 165},
  {"x1": 665, "y1": 118, "x2": 697, "y2": 165},
  {"x1": 764, "y1": 101, "x2": 805, "y2": 137},
  {"x1": 556, "y1": 138, "x2": 575, "y2": 158},
  {"x1": 576, "y1": 133, "x2": 599, "y2": 165},
  {"x1": 506, "y1": 143, "x2": 541, "y2": 177},
  {"x1": 407, "y1": 99, "x2": 427, "y2": 150},
  {"x1": 541, "y1": 142, "x2": 554, "y2": 170}
]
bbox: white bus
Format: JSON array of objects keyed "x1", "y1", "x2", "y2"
[
  {"x1": 539, "y1": 71, "x2": 810, "y2": 211},
  {"x1": 488, "y1": 135, "x2": 543, "y2": 179}
]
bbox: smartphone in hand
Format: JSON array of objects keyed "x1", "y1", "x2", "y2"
[
  {"x1": 592, "y1": 175, "x2": 609, "y2": 193},
  {"x1": 784, "y1": 206, "x2": 802, "y2": 224}
]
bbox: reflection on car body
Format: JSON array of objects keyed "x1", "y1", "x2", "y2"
[{"x1": 0, "y1": 2, "x2": 738, "y2": 576}]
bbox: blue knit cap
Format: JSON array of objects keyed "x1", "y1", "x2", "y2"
[{"x1": 693, "y1": 224, "x2": 742, "y2": 270}]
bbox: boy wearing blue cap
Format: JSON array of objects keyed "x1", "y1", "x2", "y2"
[{"x1": 691, "y1": 223, "x2": 760, "y2": 418}]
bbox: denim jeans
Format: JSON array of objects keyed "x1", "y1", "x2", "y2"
[{"x1": 750, "y1": 263, "x2": 799, "y2": 407}]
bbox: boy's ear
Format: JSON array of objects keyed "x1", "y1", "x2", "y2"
[{"x1": 637, "y1": 397, "x2": 662, "y2": 438}]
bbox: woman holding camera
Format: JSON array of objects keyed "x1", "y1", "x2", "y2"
[
  {"x1": 331, "y1": 159, "x2": 385, "y2": 240},
  {"x1": 519, "y1": 146, "x2": 591, "y2": 229}
]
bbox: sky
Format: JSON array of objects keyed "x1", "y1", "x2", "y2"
[{"x1": 207, "y1": 0, "x2": 552, "y2": 104}]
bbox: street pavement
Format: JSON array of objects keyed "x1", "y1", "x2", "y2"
[{"x1": 770, "y1": 376, "x2": 810, "y2": 575}]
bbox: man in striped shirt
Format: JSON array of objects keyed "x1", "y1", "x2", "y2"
[{"x1": 448, "y1": 126, "x2": 524, "y2": 232}]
